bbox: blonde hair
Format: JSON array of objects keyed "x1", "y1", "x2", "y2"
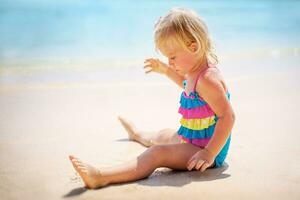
[{"x1": 154, "y1": 8, "x2": 218, "y2": 65}]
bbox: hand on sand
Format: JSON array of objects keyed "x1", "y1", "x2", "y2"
[
  {"x1": 187, "y1": 148, "x2": 216, "y2": 172},
  {"x1": 144, "y1": 58, "x2": 169, "y2": 74}
]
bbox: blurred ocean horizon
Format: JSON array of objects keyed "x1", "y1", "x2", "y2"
[{"x1": 0, "y1": 0, "x2": 300, "y2": 85}]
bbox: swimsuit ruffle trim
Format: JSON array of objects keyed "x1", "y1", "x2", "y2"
[
  {"x1": 180, "y1": 92, "x2": 206, "y2": 109},
  {"x1": 178, "y1": 105, "x2": 215, "y2": 119},
  {"x1": 178, "y1": 135, "x2": 211, "y2": 147},
  {"x1": 180, "y1": 117, "x2": 216, "y2": 130},
  {"x1": 177, "y1": 125, "x2": 216, "y2": 139}
]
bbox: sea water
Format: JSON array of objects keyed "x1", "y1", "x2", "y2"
[{"x1": 0, "y1": 0, "x2": 299, "y2": 83}]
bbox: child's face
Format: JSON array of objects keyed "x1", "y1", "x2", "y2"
[{"x1": 161, "y1": 44, "x2": 199, "y2": 75}]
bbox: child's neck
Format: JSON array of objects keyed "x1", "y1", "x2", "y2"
[{"x1": 185, "y1": 59, "x2": 208, "y2": 80}]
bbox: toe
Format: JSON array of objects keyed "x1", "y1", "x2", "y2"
[
  {"x1": 70, "y1": 156, "x2": 82, "y2": 163},
  {"x1": 73, "y1": 160, "x2": 80, "y2": 166},
  {"x1": 70, "y1": 159, "x2": 78, "y2": 168},
  {"x1": 75, "y1": 161, "x2": 86, "y2": 168},
  {"x1": 70, "y1": 161, "x2": 80, "y2": 173},
  {"x1": 69, "y1": 155, "x2": 80, "y2": 161},
  {"x1": 118, "y1": 116, "x2": 130, "y2": 124},
  {"x1": 69, "y1": 157, "x2": 83, "y2": 171},
  {"x1": 118, "y1": 116, "x2": 125, "y2": 122},
  {"x1": 69, "y1": 155, "x2": 74, "y2": 160},
  {"x1": 77, "y1": 165, "x2": 88, "y2": 173}
]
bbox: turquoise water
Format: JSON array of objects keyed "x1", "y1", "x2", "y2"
[{"x1": 0, "y1": 0, "x2": 300, "y2": 67}]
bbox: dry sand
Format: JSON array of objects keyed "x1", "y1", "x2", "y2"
[{"x1": 0, "y1": 59, "x2": 300, "y2": 200}]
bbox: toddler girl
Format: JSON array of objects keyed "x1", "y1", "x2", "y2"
[{"x1": 69, "y1": 8, "x2": 235, "y2": 189}]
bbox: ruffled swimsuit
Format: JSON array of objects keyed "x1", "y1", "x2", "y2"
[{"x1": 177, "y1": 67, "x2": 232, "y2": 168}]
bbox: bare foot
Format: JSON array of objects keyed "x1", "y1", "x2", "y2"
[
  {"x1": 69, "y1": 155, "x2": 109, "y2": 189},
  {"x1": 118, "y1": 116, "x2": 139, "y2": 141},
  {"x1": 118, "y1": 116, "x2": 154, "y2": 147}
]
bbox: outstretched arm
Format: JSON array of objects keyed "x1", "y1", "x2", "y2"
[
  {"x1": 164, "y1": 67, "x2": 185, "y2": 89},
  {"x1": 144, "y1": 58, "x2": 185, "y2": 89}
]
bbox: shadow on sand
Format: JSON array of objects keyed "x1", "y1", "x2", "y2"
[
  {"x1": 138, "y1": 162, "x2": 230, "y2": 187},
  {"x1": 63, "y1": 187, "x2": 87, "y2": 198},
  {"x1": 63, "y1": 162, "x2": 229, "y2": 197}
]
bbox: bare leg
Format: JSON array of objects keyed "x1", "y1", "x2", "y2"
[
  {"x1": 69, "y1": 143, "x2": 208, "y2": 189},
  {"x1": 118, "y1": 116, "x2": 180, "y2": 147}
]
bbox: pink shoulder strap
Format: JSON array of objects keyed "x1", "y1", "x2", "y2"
[{"x1": 193, "y1": 66, "x2": 218, "y2": 91}]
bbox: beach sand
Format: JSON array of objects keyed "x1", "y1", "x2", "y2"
[{"x1": 0, "y1": 56, "x2": 300, "y2": 200}]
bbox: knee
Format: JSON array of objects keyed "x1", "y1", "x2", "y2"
[
  {"x1": 157, "y1": 129, "x2": 176, "y2": 143},
  {"x1": 159, "y1": 128, "x2": 174, "y2": 134},
  {"x1": 149, "y1": 144, "x2": 168, "y2": 154},
  {"x1": 147, "y1": 145, "x2": 168, "y2": 163}
]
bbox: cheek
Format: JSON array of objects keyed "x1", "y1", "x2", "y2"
[{"x1": 176, "y1": 56, "x2": 193, "y2": 68}]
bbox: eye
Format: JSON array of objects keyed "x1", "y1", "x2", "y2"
[{"x1": 170, "y1": 56, "x2": 176, "y2": 60}]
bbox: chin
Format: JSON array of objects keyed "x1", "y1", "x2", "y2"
[
  {"x1": 176, "y1": 71, "x2": 183, "y2": 75},
  {"x1": 177, "y1": 70, "x2": 185, "y2": 76}
]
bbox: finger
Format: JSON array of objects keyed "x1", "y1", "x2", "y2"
[
  {"x1": 143, "y1": 64, "x2": 152, "y2": 69},
  {"x1": 187, "y1": 155, "x2": 196, "y2": 166},
  {"x1": 187, "y1": 159, "x2": 197, "y2": 171},
  {"x1": 195, "y1": 160, "x2": 205, "y2": 170},
  {"x1": 145, "y1": 69, "x2": 153, "y2": 74},
  {"x1": 200, "y1": 162, "x2": 210, "y2": 172},
  {"x1": 144, "y1": 60, "x2": 156, "y2": 67},
  {"x1": 187, "y1": 157, "x2": 193, "y2": 167},
  {"x1": 144, "y1": 58, "x2": 153, "y2": 62},
  {"x1": 155, "y1": 59, "x2": 161, "y2": 64},
  {"x1": 144, "y1": 58, "x2": 155, "y2": 63}
]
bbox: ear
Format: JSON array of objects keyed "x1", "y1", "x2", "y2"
[{"x1": 188, "y1": 42, "x2": 198, "y2": 52}]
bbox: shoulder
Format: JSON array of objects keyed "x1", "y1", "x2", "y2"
[
  {"x1": 195, "y1": 67, "x2": 233, "y2": 117},
  {"x1": 197, "y1": 67, "x2": 225, "y2": 95},
  {"x1": 202, "y1": 68, "x2": 219, "y2": 82}
]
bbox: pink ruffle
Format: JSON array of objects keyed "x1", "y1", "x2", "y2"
[{"x1": 178, "y1": 105, "x2": 215, "y2": 119}]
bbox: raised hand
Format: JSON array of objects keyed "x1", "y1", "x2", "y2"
[
  {"x1": 187, "y1": 148, "x2": 216, "y2": 172},
  {"x1": 144, "y1": 58, "x2": 169, "y2": 74}
]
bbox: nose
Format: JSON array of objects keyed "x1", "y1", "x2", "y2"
[{"x1": 168, "y1": 59, "x2": 174, "y2": 67}]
